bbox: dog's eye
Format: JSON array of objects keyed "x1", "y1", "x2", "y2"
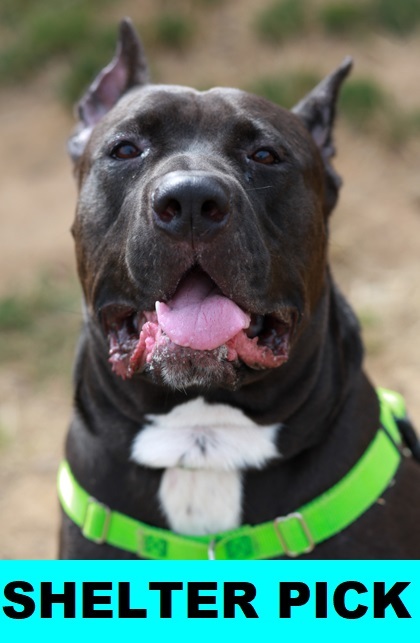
[
  {"x1": 111, "y1": 141, "x2": 142, "y2": 160},
  {"x1": 250, "y1": 149, "x2": 281, "y2": 165}
]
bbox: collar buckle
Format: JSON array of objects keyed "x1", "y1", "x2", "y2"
[{"x1": 274, "y1": 512, "x2": 315, "y2": 557}]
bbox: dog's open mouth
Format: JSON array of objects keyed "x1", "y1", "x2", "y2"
[{"x1": 102, "y1": 270, "x2": 295, "y2": 380}]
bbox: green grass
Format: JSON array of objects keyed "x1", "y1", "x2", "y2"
[
  {"x1": 338, "y1": 77, "x2": 420, "y2": 145},
  {"x1": 0, "y1": 0, "x2": 42, "y2": 28},
  {"x1": 25, "y1": 7, "x2": 91, "y2": 56},
  {"x1": 372, "y1": 0, "x2": 420, "y2": 35},
  {"x1": 318, "y1": 3, "x2": 369, "y2": 36},
  {"x1": 254, "y1": 0, "x2": 420, "y2": 41},
  {"x1": 254, "y1": 0, "x2": 307, "y2": 44},
  {"x1": 0, "y1": 0, "x2": 117, "y2": 86},
  {"x1": 0, "y1": 2, "x2": 94, "y2": 84},
  {"x1": 148, "y1": 13, "x2": 195, "y2": 50},
  {"x1": 319, "y1": 0, "x2": 420, "y2": 37},
  {"x1": 338, "y1": 77, "x2": 388, "y2": 128},
  {"x1": 0, "y1": 296, "x2": 33, "y2": 331},
  {"x1": 249, "y1": 71, "x2": 322, "y2": 109},
  {"x1": 384, "y1": 108, "x2": 420, "y2": 147},
  {"x1": 194, "y1": 0, "x2": 227, "y2": 6},
  {"x1": 0, "y1": 273, "x2": 81, "y2": 384}
]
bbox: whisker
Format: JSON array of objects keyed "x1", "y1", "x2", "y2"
[{"x1": 245, "y1": 185, "x2": 274, "y2": 192}]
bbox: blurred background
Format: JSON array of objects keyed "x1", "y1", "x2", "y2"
[{"x1": 1, "y1": 0, "x2": 420, "y2": 559}]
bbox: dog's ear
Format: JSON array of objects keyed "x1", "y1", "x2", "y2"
[
  {"x1": 292, "y1": 57, "x2": 352, "y2": 216},
  {"x1": 68, "y1": 18, "x2": 149, "y2": 162}
]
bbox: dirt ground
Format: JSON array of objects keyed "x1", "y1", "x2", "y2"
[{"x1": 1, "y1": 1, "x2": 420, "y2": 559}]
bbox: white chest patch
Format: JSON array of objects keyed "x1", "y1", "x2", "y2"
[
  {"x1": 159, "y1": 468, "x2": 242, "y2": 535},
  {"x1": 131, "y1": 397, "x2": 279, "y2": 470},
  {"x1": 130, "y1": 397, "x2": 280, "y2": 535}
]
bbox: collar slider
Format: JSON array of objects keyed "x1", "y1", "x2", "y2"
[{"x1": 274, "y1": 512, "x2": 315, "y2": 557}]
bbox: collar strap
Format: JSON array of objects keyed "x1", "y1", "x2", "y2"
[{"x1": 58, "y1": 387, "x2": 405, "y2": 560}]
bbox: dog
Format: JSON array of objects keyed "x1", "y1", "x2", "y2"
[{"x1": 58, "y1": 18, "x2": 420, "y2": 559}]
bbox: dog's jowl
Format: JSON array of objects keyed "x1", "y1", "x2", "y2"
[{"x1": 58, "y1": 19, "x2": 420, "y2": 559}]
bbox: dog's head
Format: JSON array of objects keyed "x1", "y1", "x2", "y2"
[{"x1": 69, "y1": 19, "x2": 351, "y2": 391}]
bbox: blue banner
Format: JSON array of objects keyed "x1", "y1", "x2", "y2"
[{"x1": 0, "y1": 561, "x2": 417, "y2": 641}]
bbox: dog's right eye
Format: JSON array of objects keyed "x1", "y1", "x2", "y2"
[{"x1": 110, "y1": 141, "x2": 142, "y2": 160}]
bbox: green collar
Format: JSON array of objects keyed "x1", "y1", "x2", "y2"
[{"x1": 58, "y1": 387, "x2": 405, "y2": 560}]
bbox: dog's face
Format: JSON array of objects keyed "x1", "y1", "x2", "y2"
[{"x1": 69, "y1": 20, "x2": 351, "y2": 391}]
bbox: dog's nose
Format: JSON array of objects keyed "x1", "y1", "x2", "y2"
[{"x1": 152, "y1": 172, "x2": 230, "y2": 240}]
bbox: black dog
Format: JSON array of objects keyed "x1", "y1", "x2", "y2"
[{"x1": 59, "y1": 19, "x2": 420, "y2": 559}]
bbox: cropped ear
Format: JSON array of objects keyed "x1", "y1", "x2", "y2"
[
  {"x1": 68, "y1": 18, "x2": 149, "y2": 162},
  {"x1": 292, "y1": 57, "x2": 352, "y2": 216}
]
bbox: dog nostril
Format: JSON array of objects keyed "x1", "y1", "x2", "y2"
[
  {"x1": 158, "y1": 198, "x2": 182, "y2": 223},
  {"x1": 152, "y1": 173, "x2": 230, "y2": 240},
  {"x1": 201, "y1": 199, "x2": 227, "y2": 223}
]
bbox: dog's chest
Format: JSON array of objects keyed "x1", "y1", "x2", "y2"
[{"x1": 131, "y1": 397, "x2": 280, "y2": 535}]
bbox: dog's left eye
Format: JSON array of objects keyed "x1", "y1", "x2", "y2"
[
  {"x1": 250, "y1": 149, "x2": 281, "y2": 165},
  {"x1": 111, "y1": 141, "x2": 142, "y2": 160}
]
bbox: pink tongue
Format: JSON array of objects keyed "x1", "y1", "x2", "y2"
[{"x1": 155, "y1": 273, "x2": 250, "y2": 350}]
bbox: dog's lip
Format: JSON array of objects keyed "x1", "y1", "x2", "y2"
[{"x1": 100, "y1": 297, "x2": 297, "y2": 380}]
